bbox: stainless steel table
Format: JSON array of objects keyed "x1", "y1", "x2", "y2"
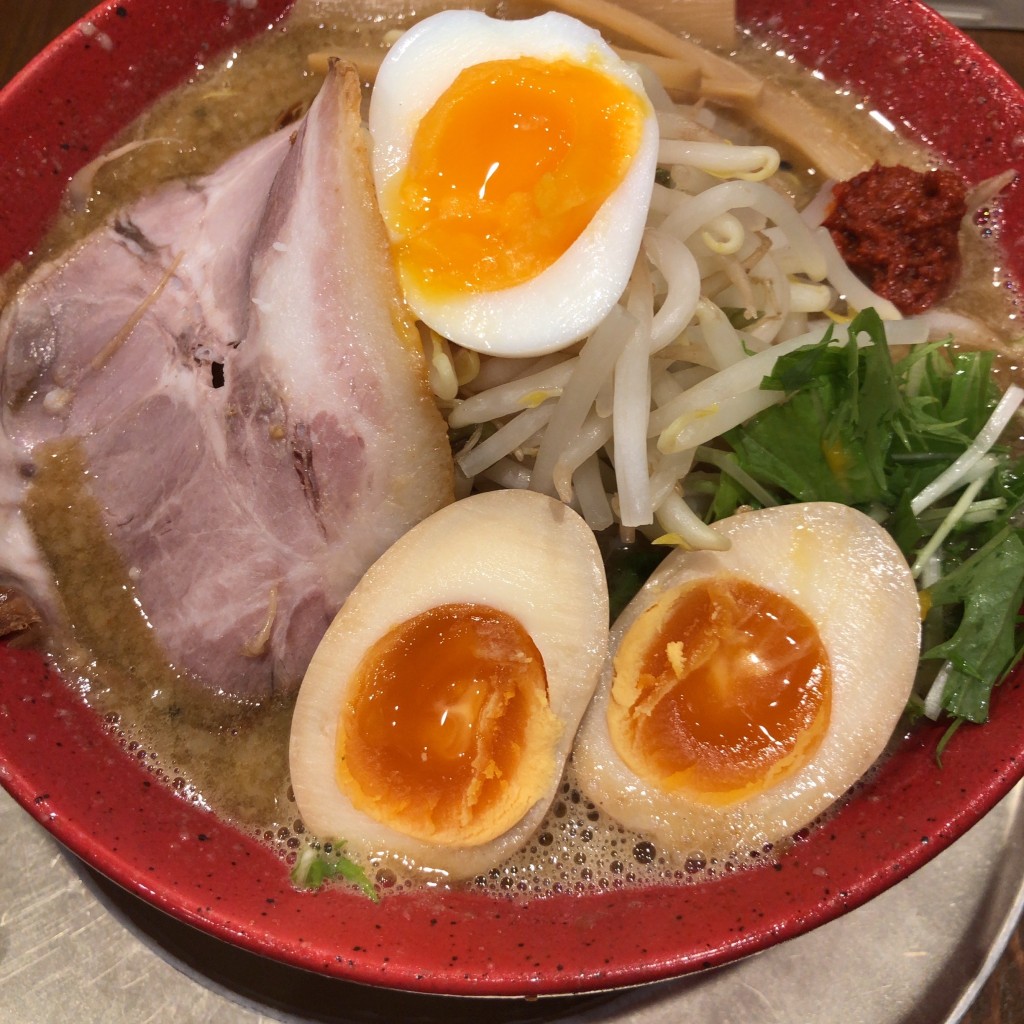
[{"x1": 3, "y1": 781, "x2": 1024, "y2": 1023}]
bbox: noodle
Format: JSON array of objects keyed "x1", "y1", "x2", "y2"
[
  {"x1": 613, "y1": 280, "x2": 655, "y2": 526},
  {"x1": 449, "y1": 359, "x2": 578, "y2": 428},
  {"x1": 657, "y1": 387, "x2": 785, "y2": 454},
  {"x1": 654, "y1": 489, "x2": 729, "y2": 549},
  {"x1": 660, "y1": 180, "x2": 828, "y2": 280},
  {"x1": 571, "y1": 452, "x2": 615, "y2": 530},
  {"x1": 642, "y1": 231, "x2": 701, "y2": 350},
  {"x1": 530, "y1": 308, "x2": 632, "y2": 496},
  {"x1": 552, "y1": 413, "x2": 613, "y2": 505},
  {"x1": 691, "y1": 296, "x2": 748, "y2": 368},
  {"x1": 657, "y1": 139, "x2": 780, "y2": 180},
  {"x1": 456, "y1": 403, "x2": 553, "y2": 477}
]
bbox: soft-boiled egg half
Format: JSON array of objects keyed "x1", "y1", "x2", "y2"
[
  {"x1": 573, "y1": 502, "x2": 921, "y2": 863},
  {"x1": 367, "y1": 10, "x2": 658, "y2": 358},
  {"x1": 289, "y1": 489, "x2": 608, "y2": 880}
]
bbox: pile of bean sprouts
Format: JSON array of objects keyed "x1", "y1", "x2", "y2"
[{"x1": 425, "y1": 65, "x2": 935, "y2": 550}]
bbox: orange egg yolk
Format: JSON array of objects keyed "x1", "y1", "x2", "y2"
[
  {"x1": 337, "y1": 603, "x2": 560, "y2": 845},
  {"x1": 608, "y1": 577, "x2": 832, "y2": 804},
  {"x1": 388, "y1": 56, "x2": 648, "y2": 298}
]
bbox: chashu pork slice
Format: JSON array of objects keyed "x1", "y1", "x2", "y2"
[{"x1": 0, "y1": 63, "x2": 453, "y2": 700}]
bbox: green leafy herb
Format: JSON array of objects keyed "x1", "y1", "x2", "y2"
[
  {"x1": 922, "y1": 527, "x2": 1024, "y2": 723},
  {"x1": 291, "y1": 844, "x2": 379, "y2": 902},
  {"x1": 722, "y1": 311, "x2": 940, "y2": 509}
]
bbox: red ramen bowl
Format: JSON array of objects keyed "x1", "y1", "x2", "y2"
[{"x1": 1, "y1": 0, "x2": 1023, "y2": 997}]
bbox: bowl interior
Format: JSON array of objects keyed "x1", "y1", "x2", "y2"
[{"x1": 1, "y1": 0, "x2": 1023, "y2": 997}]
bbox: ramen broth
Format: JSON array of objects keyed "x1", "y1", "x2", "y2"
[{"x1": 16, "y1": 3, "x2": 1023, "y2": 893}]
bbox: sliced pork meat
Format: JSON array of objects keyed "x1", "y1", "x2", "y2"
[{"x1": 0, "y1": 63, "x2": 453, "y2": 700}]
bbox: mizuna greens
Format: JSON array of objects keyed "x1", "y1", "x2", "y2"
[{"x1": 694, "y1": 308, "x2": 1024, "y2": 748}]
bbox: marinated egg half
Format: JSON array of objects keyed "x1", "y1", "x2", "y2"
[
  {"x1": 368, "y1": 10, "x2": 658, "y2": 357},
  {"x1": 289, "y1": 489, "x2": 608, "y2": 880},
  {"x1": 573, "y1": 502, "x2": 921, "y2": 863}
]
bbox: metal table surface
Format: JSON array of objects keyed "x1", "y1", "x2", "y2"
[
  {"x1": 3, "y1": 780, "x2": 1024, "y2": 1024},
  {"x1": 2, "y1": 4, "x2": 1024, "y2": 1023}
]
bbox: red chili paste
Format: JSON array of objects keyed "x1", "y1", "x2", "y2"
[{"x1": 823, "y1": 163, "x2": 968, "y2": 315}]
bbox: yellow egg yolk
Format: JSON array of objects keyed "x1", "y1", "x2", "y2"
[
  {"x1": 388, "y1": 56, "x2": 648, "y2": 298},
  {"x1": 336, "y1": 603, "x2": 561, "y2": 846},
  {"x1": 608, "y1": 577, "x2": 832, "y2": 804}
]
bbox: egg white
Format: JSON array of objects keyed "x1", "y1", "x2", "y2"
[
  {"x1": 573, "y1": 501, "x2": 921, "y2": 862},
  {"x1": 368, "y1": 9, "x2": 659, "y2": 357},
  {"x1": 289, "y1": 489, "x2": 609, "y2": 880}
]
